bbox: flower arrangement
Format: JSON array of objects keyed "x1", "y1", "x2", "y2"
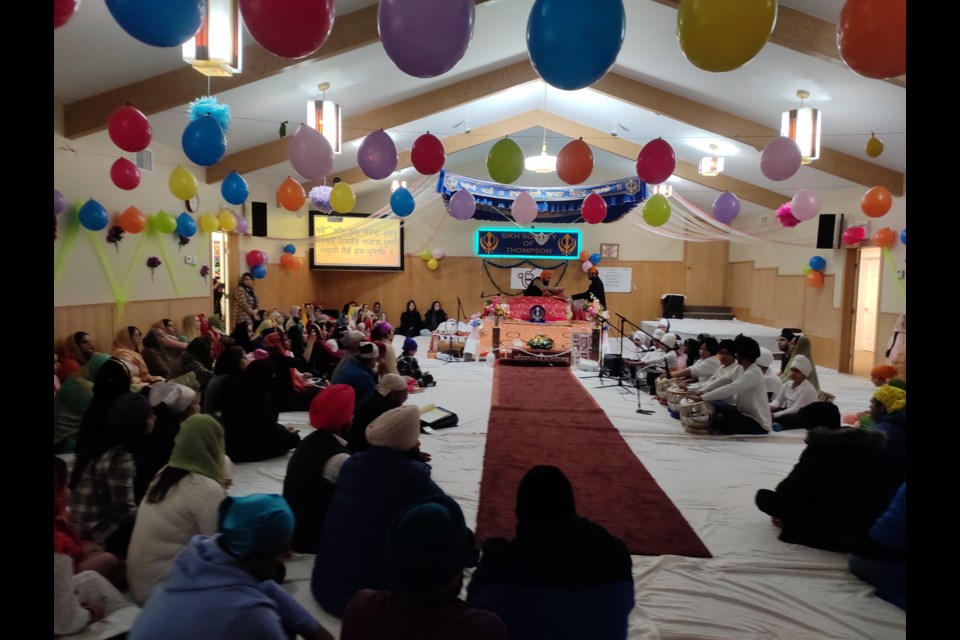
[
  {"x1": 200, "y1": 264, "x2": 210, "y2": 284},
  {"x1": 776, "y1": 202, "x2": 800, "y2": 228},
  {"x1": 484, "y1": 295, "x2": 511, "y2": 319},
  {"x1": 527, "y1": 333, "x2": 555, "y2": 350},
  {"x1": 178, "y1": 235, "x2": 190, "y2": 251},
  {"x1": 106, "y1": 225, "x2": 124, "y2": 252},
  {"x1": 585, "y1": 297, "x2": 609, "y2": 324},
  {"x1": 146, "y1": 256, "x2": 161, "y2": 281}
]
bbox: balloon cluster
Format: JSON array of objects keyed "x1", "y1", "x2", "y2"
[
  {"x1": 280, "y1": 244, "x2": 299, "y2": 270},
  {"x1": 578, "y1": 250, "x2": 601, "y2": 273},
  {"x1": 804, "y1": 255, "x2": 826, "y2": 288},
  {"x1": 107, "y1": 105, "x2": 151, "y2": 191},
  {"x1": 419, "y1": 248, "x2": 444, "y2": 271},
  {"x1": 246, "y1": 250, "x2": 269, "y2": 280}
]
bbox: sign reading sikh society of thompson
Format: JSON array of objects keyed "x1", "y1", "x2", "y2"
[{"x1": 474, "y1": 228, "x2": 582, "y2": 260}]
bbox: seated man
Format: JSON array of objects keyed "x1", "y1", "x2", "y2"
[
  {"x1": 668, "y1": 337, "x2": 720, "y2": 387},
  {"x1": 523, "y1": 270, "x2": 563, "y2": 297},
  {"x1": 680, "y1": 338, "x2": 740, "y2": 393}
]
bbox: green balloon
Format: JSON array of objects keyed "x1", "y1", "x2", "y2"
[
  {"x1": 487, "y1": 138, "x2": 524, "y2": 184},
  {"x1": 153, "y1": 210, "x2": 177, "y2": 234},
  {"x1": 802, "y1": 266, "x2": 813, "y2": 275},
  {"x1": 419, "y1": 250, "x2": 433, "y2": 261},
  {"x1": 642, "y1": 194, "x2": 671, "y2": 227}
]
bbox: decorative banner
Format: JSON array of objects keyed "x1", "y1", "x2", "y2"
[
  {"x1": 475, "y1": 227, "x2": 581, "y2": 259},
  {"x1": 439, "y1": 170, "x2": 647, "y2": 223}
]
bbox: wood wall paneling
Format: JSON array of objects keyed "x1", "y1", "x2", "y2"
[{"x1": 683, "y1": 241, "x2": 728, "y2": 306}]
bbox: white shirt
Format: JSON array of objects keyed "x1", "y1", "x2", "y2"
[
  {"x1": 771, "y1": 378, "x2": 818, "y2": 418},
  {"x1": 702, "y1": 363, "x2": 773, "y2": 431},
  {"x1": 691, "y1": 361, "x2": 741, "y2": 394},
  {"x1": 762, "y1": 368, "x2": 783, "y2": 397},
  {"x1": 690, "y1": 356, "x2": 720, "y2": 383}
]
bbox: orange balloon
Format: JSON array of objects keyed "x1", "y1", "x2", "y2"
[
  {"x1": 280, "y1": 253, "x2": 299, "y2": 269},
  {"x1": 837, "y1": 0, "x2": 906, "y2": 80},
  {"x1": 873, "y1": 227, "x2": 896, "y2": 248},
  {"x1": 556, "y1": 138, "x2": 594, "y2": 185},
  {"x1": 806, "y1": 271, "x2": 824, "y2": 288},
  {"x1": 119, "y1": 205, "x2": 147, "y2": 234},
  {"x1": 579, "y1": 250, "x2": 591, "y2": 262},
  {"x1": 860, "y1": 186, "x2": 892, "y2": 218},
  {"x1": 278, "y1": 176, "x2": 306, "y2": 212}
]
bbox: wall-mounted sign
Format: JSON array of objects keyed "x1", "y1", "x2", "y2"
[{"x1": 474, "y1": 228, "x2": 582, "y2": 260}]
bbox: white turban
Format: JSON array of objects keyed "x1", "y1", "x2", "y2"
[
  {"x1": 790, "y1": 354, "x2": 812, "y2": 376},
  {"x1": 757, "y1": 348, "x2": 774, "y2": 368}
]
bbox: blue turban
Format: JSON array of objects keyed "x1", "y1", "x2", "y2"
[
  {"x1": 218, "y1": 494, "x2": 294, "y2": 557},
  {"x1": 403, "y1": 337, "x2": 418, "y2": 353}
]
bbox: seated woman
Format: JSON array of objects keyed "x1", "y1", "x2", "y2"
[
  {"x1": 154, "y1": 319, "x2": 188, "y2": 351},
  {"x1": 423, "y1": 301, "x2": 448, "y2": 334},
  {"x1": 141, "y1": 328, "x2": 178, "y2": 380},
  {"x1": 58, "y1": 331, "x2": 97, "y2": 382},
  {"x1": 142, "y1": 382, "x2": 202, "y2": 488},
  {"x1": 306, "y1": 321, "x2": 343, "y2": 378},
  {"x1": 73, "y1": 358, "x2": 135, "y2": 458},
  {"x1": 220, "y1": 359, "x2": 301, "y2": 463},
  {"x1": 171, "y1": 336, "x2": 216, "y2": 393},
  {"x1": 54, "y1": 353, "x2": 111, "y2": 454},
  {"x1": 667, "y1": 337, "x2": 720, "y2": 387},
  {"x1": 69, "y1": 392, "x2": 157, "y2": 559},
  {"x1": 203, "y1": 346, "x2": 247, "y2": 420},
  {"x1": 675, "y1": 337, "x2": 699, "y2": 371},
  {"x1": 780, "y1": 335, "x2": 820, "y2": 391},
  {"x1": 846, "y1": 482, "x2": 906, "y2": 611},
  {"x1": 522, "y1": 269, "x2": 563, "y2": 297},
  {"x1": 230, "y1": 320, "x2": 254, "y2": 353},
  {"x1": 126, "y1": 414, "x2": 229, "y2": 605},
  {"x1": 262, "y1": 331, "x2": 322, "y2": 411},
  {"x1": 371, "y1": 322, "x2": 399, "y2": 375},
  {"x1": 399, "y1": 300, "x2": 423, "y2": 338},
  {"x1": 686, "y1": 336, "x2": 770, "y2": 435},
  {"x1": 467, "y1": 465, "x2": 634, "y2": 640},
  {"x1": 181, "y1": 314, "x2": 202, "y2": 342},
  {"x1": 680, "y1": 338, "x2": 739, "y2": 393},
  {"x1": 111, "y1": 326, "x2": 165, "y2": 385},
  {"x1": 769, "y1": 354, "x2": 819, "y2": 432}
]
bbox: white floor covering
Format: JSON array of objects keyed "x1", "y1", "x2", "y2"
[{"x1": 230, "y1": 336, "x2": 907, "y2": 640}]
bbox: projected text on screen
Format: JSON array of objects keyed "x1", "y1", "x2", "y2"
[{"x1": 309, "y1": 213, "x2": 404, "y2": 271}]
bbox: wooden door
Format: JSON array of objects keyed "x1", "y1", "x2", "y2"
[{"x1": 683, "y1": 241, "x2": 728, "y2": 306}]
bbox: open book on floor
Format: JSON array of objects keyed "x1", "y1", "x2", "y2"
[{"x1": 419, "y1": 403, "x2": 459, "y2": 432}]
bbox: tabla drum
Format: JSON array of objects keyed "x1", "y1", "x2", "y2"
[
  {"x1": 602, "y1": 354, "x2": 623, "y2": 377},
  {"x1": 665, "y1": 385, "x2": 686, "y2": 413},
  {"x1": 655, "y1": 377, "x2": 677, "y2": 399},
  {"x1": 679, "y1": 398, "x2": 714, "y2": 434}
]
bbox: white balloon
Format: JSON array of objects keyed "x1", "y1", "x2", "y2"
[{"x1": 791, "y1": 188, "x2": 821, "y2": 221}]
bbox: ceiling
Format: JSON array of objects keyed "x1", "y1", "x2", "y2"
[{"x1": 53, "y1": 0, "x2": 906, "y2": 221}]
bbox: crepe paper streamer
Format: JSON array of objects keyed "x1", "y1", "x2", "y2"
[
  {"x1": 54, "y1": 199, "x2": 83, "y2": 288},
  {"x1": 121, "y1": 230, "x2": 152, "y2": 295},
  {"x1": 86, "y1": 228, "x2": 128, "y2": 312},
  {"x1": 150, "y1": 225, "x2": 183, "y2": 297},
  {"x1": 881, "y1": 247, "x2": 906, "y2": 299}
]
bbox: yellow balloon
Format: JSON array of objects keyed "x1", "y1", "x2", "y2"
[
  {"x1": 865, "y1": 133, "x2": 884, "y2": 158},
  {"x1": 218, "y1": 210, "x2": 238, "y2": 232},
  {"x1": 677, "y1": 0, "x2": 777, "y2": 72},
  {"x1": 427, "y1": 257, "x2": 439, "y2": 271},
  {"x1": 169, "y1": 165, "x2": 198, "y2": 200},
  {"x1": 199, "y1": 212, "x2": 219, "y2": 233},
  {"x1": 330, "y1": 182, "x2": 356, "y2": 214}
]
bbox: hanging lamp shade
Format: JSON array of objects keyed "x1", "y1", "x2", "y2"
[{"x1": 182, "y1": 0, "x2": 242, "y2": 77}]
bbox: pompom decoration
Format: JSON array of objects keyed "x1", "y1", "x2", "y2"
[
  {"x1": 188, "y1": 96, "x2": 232, "y2": 133},
  {"x1": 775, "y1": 202, "x2": 800, "y2": 228},
  {"x1": 106, "y1": 226, "x2": 125, "y2": 253},
  {"x1": 309, "y1": 185, "x2": 333, "y2": 213}
]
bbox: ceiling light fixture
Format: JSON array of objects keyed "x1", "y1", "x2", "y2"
[
  {"x1": 390, "y1": 179, "x2": 407, "y2": 192},
  {"x1": 182, "y1": 0, "x2": 242, "y2": 77},
  {"x1": 525, "y1": 130, "x2": 557, "y2": 173},
  {"x1": 306, "y1": 82, "x2": 342, "y2": 154},
  {"x1": 652, "y1": 184, "x2": 673, "y2": 197},
  {"x1": 698, "y1": 144, "x2": 724, "y2": 177},
  {"x1": 781, "y1": 89, "x2": 821, "y2": 164}
]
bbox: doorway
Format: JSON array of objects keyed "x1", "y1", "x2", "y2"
[
  {"x1": 211, "y1": 231, "x2": 230, "y2": 330},
  {"x1": 851, "y1": 247, "x2": 881, "y2": 378}
]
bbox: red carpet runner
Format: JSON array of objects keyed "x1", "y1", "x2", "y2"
[{"x1": 475, "y1": 363, "x2": 711, "y2": 557}]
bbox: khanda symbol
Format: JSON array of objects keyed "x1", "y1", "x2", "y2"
[
  {"x1": 480, "y1": 232, "x2": 499, "y2": 254},
  {"x1": 557, "y1": 233, "x2": 576, "y2": 256}
]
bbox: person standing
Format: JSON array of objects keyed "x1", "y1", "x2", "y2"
[
  {"x1": 213, "y1": 277, "x2": 225, "y2": 320},
  {"x1": 523, "y1": 270, "x2": 562, "y2": 297},
  {"x1": 231, "y1": 273, "x2": 260, "y2": 333},
  {"x1": 570, "y1": 266, "x2": 606, "y2": 309}
]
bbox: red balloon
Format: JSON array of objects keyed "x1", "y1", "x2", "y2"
[
  {"x1": 837, "y1": 0, "x2": 906, "y2": 80},
  {"x1": 110, "y1": 157, "x2": 141, "y2": 191},
  {"x1": 240, "y1": 0, "x2": 335, "y2": 59},
  {"x1": 410, "y1": 133, "x2": 446, "y2": 175},
  {"x1": 556, "y1": 139, "x2": 594, "y2": 185},
  {"x1": 107, "y1": 105, "x2": 152, "y2": 153},
  {"x1": 54, "y1": 0, "x2": 81, "y2": 29},
  {"x1": 581, "y1": 193, "x2": 607, "y2": 224},
  {"x1": 246, "y1": 250, "x2": 266, "y2": 267},
  {"x1": 636, "y1": 138, "x2": 676, "y2": 185}
]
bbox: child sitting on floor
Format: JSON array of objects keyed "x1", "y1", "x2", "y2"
[{"x1": 397, "y1": 338, "x2": 435, "y2": 388}]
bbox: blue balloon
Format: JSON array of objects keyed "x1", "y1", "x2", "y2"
[
  {"x1": 527, "y1": 0, "x2": 626, "y2": 90},
  {"x1": 809, "y1": 255, "x2": 826, "y2": 271},
  {"x1": 182, "y1": 116, "x2": 226, "y2": 167},
  {"x1": 251, "y1": 264, "x2": 267, "y2": 279},
  {"x1": 590, "y1": 252, "x2": 601, "y2": 265},
  {"x1": 390, "y1": 187, "x2": 416, "y2": 217},
  {"x1": 283, "y1": 244, "x2": 296, "y2": 255},
  {"x1": 900, "y1": 228, "x2": 906, "y2": 245},
  {"x1": 105, "y1": 0, "x2": 204, "y2": 48},
  {"x1": 78, "y1": 199, "x2": 109, "y2": 231},
  {"x1": 176, "y1": 212, "x2": 197, "y2": 238},
  {"x1": 221, "y1": 171, "x2": 249, "y2": 206}
]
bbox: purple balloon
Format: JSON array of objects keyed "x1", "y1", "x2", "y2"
[
  {"x1": 711, "y1": 191, "x2": 741, "y2": 224},
  {"x1": 760, "y1": 136, "x2": 802, "y2": 181},
  {"x1": 449, "y1": 190, "x2": 476, "y2": 220},
  {"x1": 234, "y1": 213, "x2": 249, "y2": 235},
  {"x1": 54, "y1": 189, "x2": 66, "y2": 215},
  {"x1": 379, "y1": 0, "x2": 475, "y2": 78},
  {"x1": 512, "y1": 191, "x2": 538, "y2": 225},
  {"x1": 288, "y1": 124, "x2": 335, "y2": 182},
  {"x1": 357, "y1": 130, "x2": 399, "y2": 181}
]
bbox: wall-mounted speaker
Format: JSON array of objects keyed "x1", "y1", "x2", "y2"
[
  {"x1": 250, "y1": 201, "x2": 267, "y2": 237},
  {"x1": 816, "y1": 213, "x2": 838, "y2": 249}
]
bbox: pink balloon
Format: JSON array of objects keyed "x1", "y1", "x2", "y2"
[
  {"x1": 791, "y1": 189, "x2": 821, "y2": 221},
  {"x1": 240, "y1": 0, "x2": 335, "y2": 59},
  {"x1": 288, "y1": 124, "x2": 334, "y2": 182},
  {"x1": 110, "y1": 157, "x2": 141, "y2": 190},
  {"x1": 635, "y1": 138, "x2": 676, "y2": 185},
  {"x1": 357, "y1": 130, "x2": 399, "y2": 180},
  {"x1": 449, "y1": 190, "x2": 476, "y2": 220},
  {"x1": 234, "y1": 214, "x2": 249, "y2": 235},
  {"x1": 760, "y1": 136, "x2": 802, "y2": 181},
  {"x1": 512, "y1": 191, "x2": 538, "y2": 225},
  {"x1": 581, "y1": 260, "x2": 593, "y2": 273},
  {"x1": 432, "y1": 248, "x2": 445, "y2": 260},
  {"x1": 842, "y1": 226, "x2": 866, "y2": 245}
]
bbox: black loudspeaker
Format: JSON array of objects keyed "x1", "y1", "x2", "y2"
[
  {"x1": 250, "y1": 201, "x2": 267, "y2": 237},
  {"x1": 816, "y1": 214, "x2": 837, "y2": 249}
]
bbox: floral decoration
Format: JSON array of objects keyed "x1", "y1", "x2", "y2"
[
  {"x1": 146, "y1": 256, "x2": 161, "y2": 281},
  {"x1": 178, "y1": 235, "x2": 190, "y2": 251},
  {"x1": 200, "y1": 264, "x2": 210, "y2": 284},
  {"x1": 106, "y1": 225, "x2": 124, "y2": 252},
  {"x1": 585, "y1": 297, "x2": 609, "y2": 325},
  {"x1": 776, "y1": 202, "x2": 800, "y2": 228},
  {"x1": 309, "y1": 185, "x2": 333, "y2": 213},
  {"x1": 483, "y1": 295, "x2": 511, "y2": 319},
  {"x1": 527, "y1": 333, "x2": 555, "y2": 350}
]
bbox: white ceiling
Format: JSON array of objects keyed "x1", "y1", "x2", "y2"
[{"x1": 54, "y1": 0, "x2": 905, "y2": 219}]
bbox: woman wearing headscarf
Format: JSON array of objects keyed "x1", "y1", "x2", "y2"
[
  {"x1": 59, "y1": 331, "x2": 97, "y2": 382},
  {"x1": 371, "y1": 322, "x2": 399, "y2": 376},
  {"x1": 153, "y1": 319, "x2": 189, "y2": 351},
  {"x1": 780, "y1": 335, "x2": 820, "y2": 391},
  {"x1": 69, "y1": 392, "x2": 156, "y2": 558},
  {"x1": 141, "y1": 382, "x2": 202, "y2": 488},
  {"x1": 141, "y1": 328, "x2": 177, "y2": 380},
  {"x1": 126, "y1": 414, "x2": 229, "y2": 605},
  {"x1": 230, "y1": 272, "x2": 260, "y2": 332},
  {"x1": 230, "y1": 320, "x2": 254, "y2": 353},
  {"x1": 467, "y1": 465, "x2": 634, "y2": 640},
  {"x1": 73, "y1": 358, "x2": 135, "y2": 458},
  {"x1": 204, "y1": 346, "x2": 247, "y2": 420},
  {"x1": 311, "y1": 405, "x2": 445, "y2": 617},
  {"x1": 262, "y1": 331, "x2": 322, "y2": 411},
  {"x1": 221, "y1": 359, "x2": 301, "y2": 463},
  {"x1": 111, "y1": 326, "x2": 165, "y2": 385},
  {"x1": 283, "y1": 385, "x2": 355, "y2": 553},
  {"x1": 305, "y1": 321, "x2": 343, "y2": 378},
  {"x1": 171, "y1": 336, "x2": 216, "y2": 393},
  {"x1": 423, "y1": 301, "x2": 448, "y2": 333},
  {"x1": 399, "y1": 300, "x2": 423, "y2": 338},
  {"x1": 54, "y1": 353, "x2": 111, "y2": 454},
  {"x1": 769, "y1": 354, "x2": 819, "y2": 431}
]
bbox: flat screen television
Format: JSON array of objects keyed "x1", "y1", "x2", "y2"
[{"x1": 308, "y1": 211, "x2": 405, "y2": 271}]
